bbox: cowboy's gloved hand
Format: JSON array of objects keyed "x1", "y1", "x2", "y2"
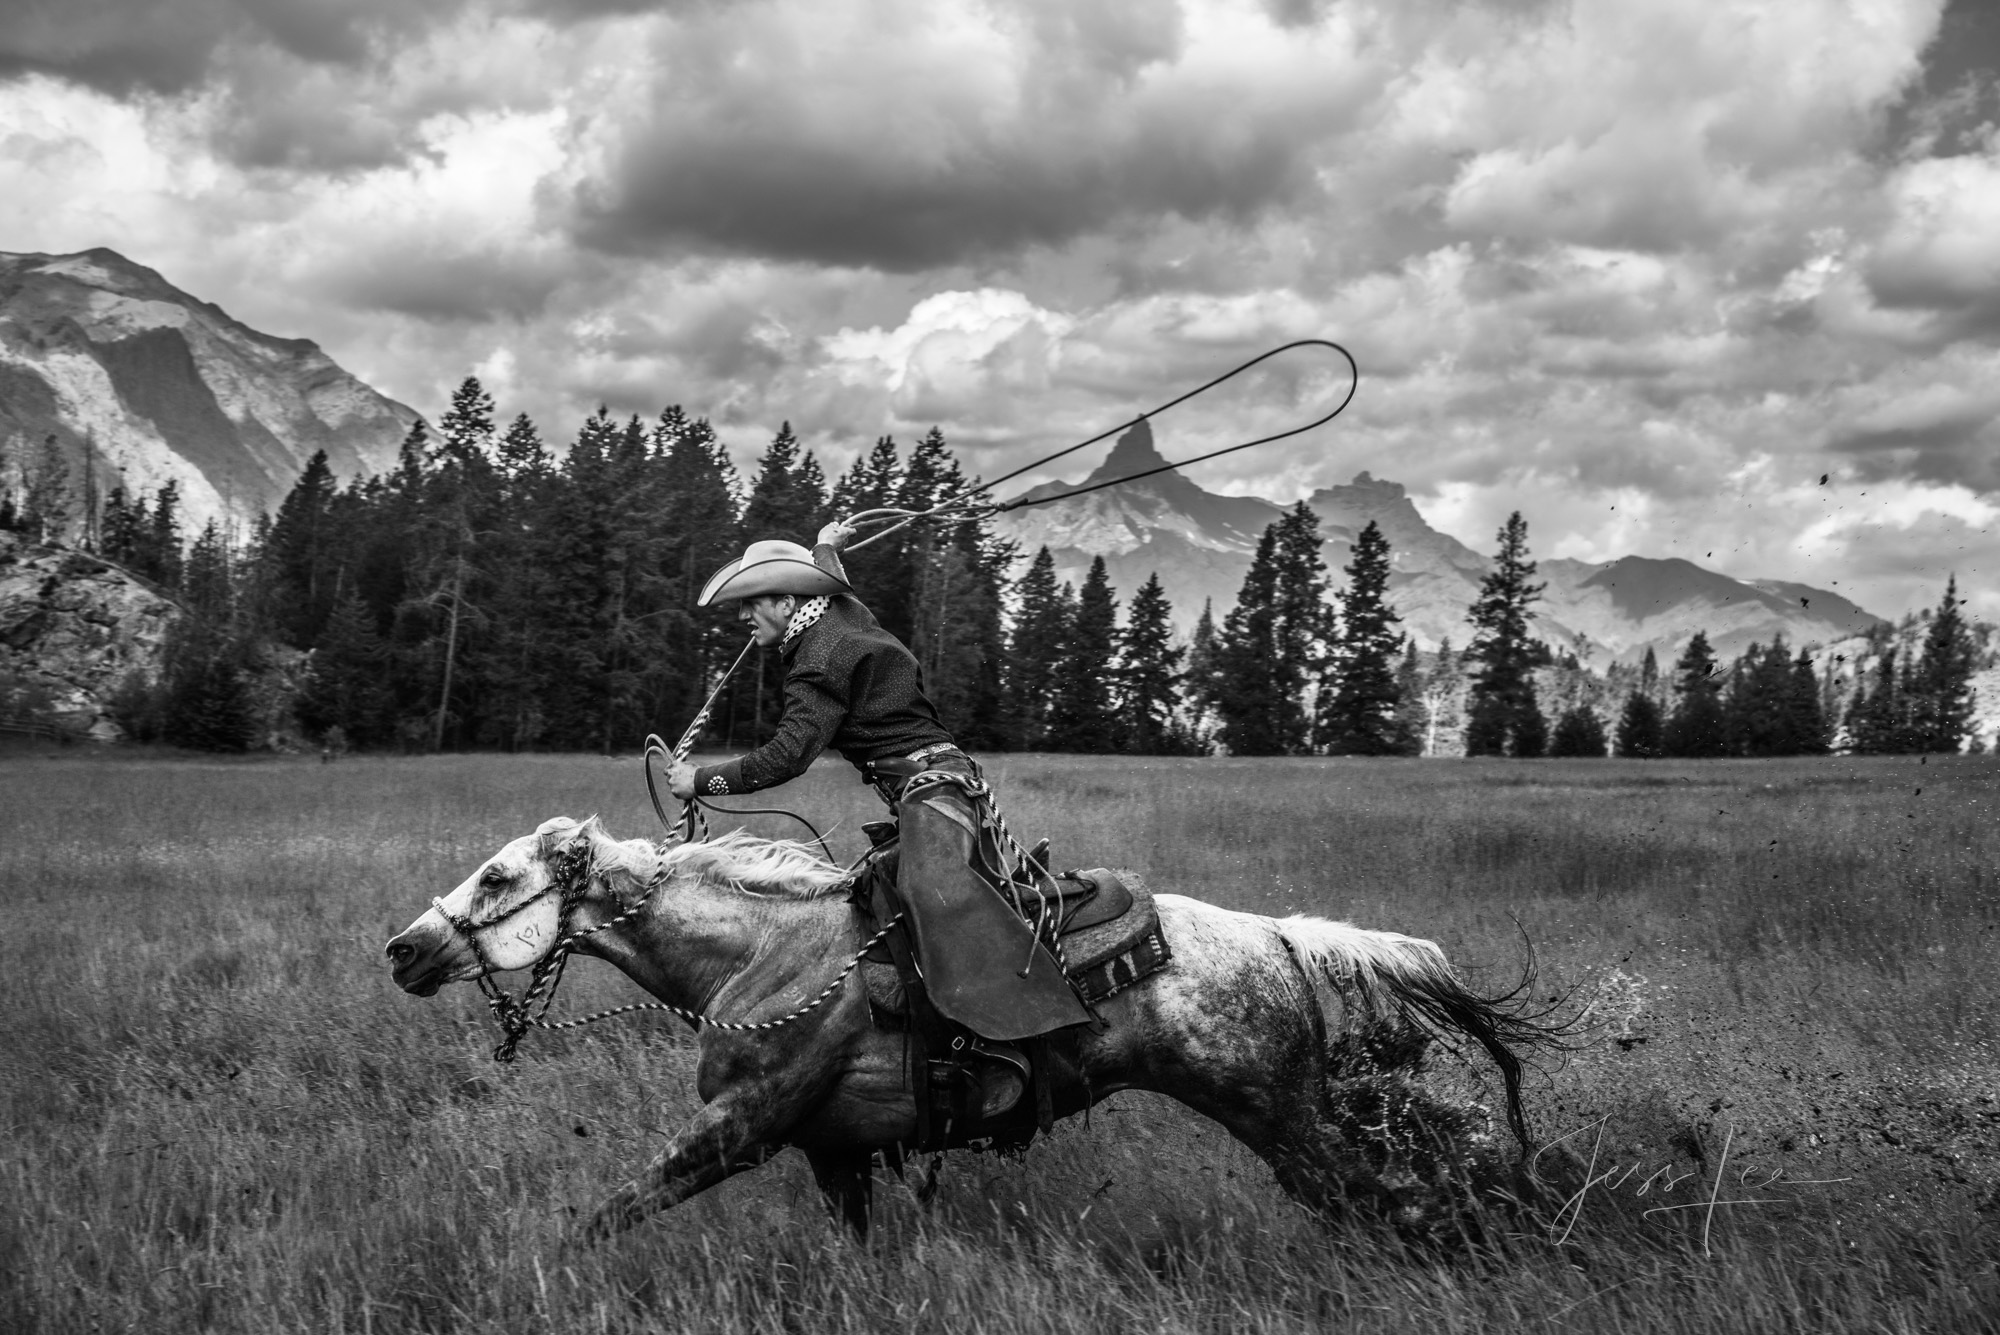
[
  {"x1": 667, "y1": 759, "x2": 696, "y2": 801},
  {"x1": 817, "y1": 520, "x2": 856, "y2": 550}
]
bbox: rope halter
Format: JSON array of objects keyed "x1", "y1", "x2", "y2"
[{"x1": 435, "y1": 835, "x2": 902, "y2": 1062}]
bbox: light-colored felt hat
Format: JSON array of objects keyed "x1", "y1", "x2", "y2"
[{"x1": 697, "y1": 539, "x2": 853, "y2": 607}]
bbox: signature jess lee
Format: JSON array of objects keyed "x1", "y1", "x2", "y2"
[{"x1": 1533, "y1": 1115, "x2": 1852, "y2": 1253}]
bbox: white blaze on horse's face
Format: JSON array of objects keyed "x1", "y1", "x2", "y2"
[{"x1": 387, "y1": 831, "x2": 566, "y2": 994}]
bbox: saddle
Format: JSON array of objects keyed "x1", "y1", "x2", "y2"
[{"x1": 847, "y1": 824, "x2": 1173, "y2": 1155}]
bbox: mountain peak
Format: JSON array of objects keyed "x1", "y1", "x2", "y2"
[
  {"x1": 0, "y1": 248, "x2": 417, "y2": 534},
  {"x1": 1086, "y1": 418, "x2": 1169, "y2": 484}
]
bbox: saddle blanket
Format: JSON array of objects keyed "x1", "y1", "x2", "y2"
[{"x1": 1048, "y1": 868, "x2": 1172, "y2": 1002}]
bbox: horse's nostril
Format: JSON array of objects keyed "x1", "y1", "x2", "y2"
[{"x1": 388, "y1": 941, "x2": 413, "y2": 965}]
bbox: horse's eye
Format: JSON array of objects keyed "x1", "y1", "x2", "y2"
[{"x1": 481, "y1": 868, "x2": 508, "y2": 887}]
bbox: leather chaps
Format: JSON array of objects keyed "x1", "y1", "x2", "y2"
[{"x1": 880, "y1": 758, "x2": 1095, "y2": 1043}]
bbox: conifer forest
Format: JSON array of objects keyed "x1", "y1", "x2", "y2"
[{"x1": 0, "y1": 375, "x2": 1985, "y2": 760}]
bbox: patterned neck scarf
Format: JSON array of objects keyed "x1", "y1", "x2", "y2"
[{"x1": 782, "y1": 595, "x2": 830, "y2": 647}]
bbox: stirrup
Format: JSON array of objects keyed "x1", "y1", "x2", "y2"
[{"x1": 970, "y1": 1041, "x2": 1029, "y2": 1121}]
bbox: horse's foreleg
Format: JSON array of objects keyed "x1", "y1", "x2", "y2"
[
  {"x1": 578, "y1": 1093, "x2": 783, "y2": 1243},
  {"x1": 803, "y1": 1147, "x2": 874, "y2": 1240}
]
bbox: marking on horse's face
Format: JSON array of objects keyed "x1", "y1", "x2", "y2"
[{"x1": 399, "y1": 832, "x2": 565, "y2": 980}]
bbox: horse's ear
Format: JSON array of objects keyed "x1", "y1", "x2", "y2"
[
  {"x1": 536, "y1": 816, "x2": 581, "y2": 859},
  {"x1": 538, "y1": 814, "x2": 603, "y2": 860}
]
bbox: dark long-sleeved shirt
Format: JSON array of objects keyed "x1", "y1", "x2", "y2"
[{"x1": 692, "y1": 546, "x2": 954, "y2": 795}]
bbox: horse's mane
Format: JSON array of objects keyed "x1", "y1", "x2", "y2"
[
  {"x1": 538, "y1": 817, "x2": 850, "y2": 901},
  {"x1": 661, "y1": 831, "x2": 851, "y2": 898}
]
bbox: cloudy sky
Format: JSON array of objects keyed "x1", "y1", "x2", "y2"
[{"x1": 5, "y1": 0, "x2": 2000, "y2": 620}]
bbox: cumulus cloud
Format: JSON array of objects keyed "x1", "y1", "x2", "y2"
[
  {"x1": 11, "y1": 0, "x2": 2000, "y2": 620},
  {"x1": 1865, "y1": 146, "x2": 2000, "y2": 340},
  {"x1": 571, "y1": 0, "x2": 1379, "y2": 269},
  {"x1": 0, "y1": 0, "x2": 422, "y2": 96}
]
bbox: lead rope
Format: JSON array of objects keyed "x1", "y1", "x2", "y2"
[
  {"x1": 645, "y1": 636, "x2": 756, "y2": 845},
  {"x1": 524, "y1": 911, "x2": 903, "y2": 1038},
  {"x1": 452, "y1": 843, "x2": 908, "y2": 1061}
]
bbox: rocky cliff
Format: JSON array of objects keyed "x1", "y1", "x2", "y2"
[
  {"x1": 0, "y1": 532, "x2": 175, "y2": 740},
  {"x1": 993, "y1": 422, "x2": 1884, "y2": 663},
  {"x1": 0, "y1": 247, "x2": 418, "y2": 534}
]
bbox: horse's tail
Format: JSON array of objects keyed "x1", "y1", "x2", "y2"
[{"x1": 1274, "y1": 916, "x2": 1566, "y2": 1156}]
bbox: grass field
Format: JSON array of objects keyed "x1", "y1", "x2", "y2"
[{"x1": 2, "y1": 749, "x2": 1996, "y2": 1333}]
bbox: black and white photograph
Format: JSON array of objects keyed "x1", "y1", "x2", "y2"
[{"x1": 2, "y1": 0, "x2": 1996, "y2": 1330}]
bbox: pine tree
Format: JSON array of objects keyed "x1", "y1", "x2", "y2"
[
  {"x1": 1846, "y1": 647, "x2": 1905, "y2": 753},
  {"x1": 1116, "y1": 572, "x2": 1186, "y2": 755},
  {"x1": 742, "y1": 422, "x2": 823, "y2": 541},
  {"x1": 101, "y1": 484, "x2": 143, "y2": 567},
  {"x1": 910, "y1": 531, "x2": 1010, "y2": 748},
  {"x1": 734, "y1": 422, "x2": 831, "y2": 744},
  {"x1": 435, "y1": 376, "x2": 497, "y2": 468},
  {"x1": 1315, "y1": 519, "x2": 1406, "y2": 755},
  {"x1": 1464, "y1": 512, "x2": 1546, "y2": 757},
  {"x1": 159, "y1": 580, "x2": 256, "y2": 755},
  {"x1": 20, "y1": 434, "x2": 73, "y2": 546},
  {"x1": 406, "y1": 396, "x2": 504, "y2": 751},
  {"x1": 1614, "y1": 691, "x2": 1664, "y2": 757},
  {"x1": 826, "y1": 436, "x2": 905, "y2": 630},
  {"x1": 1729, "y1": 639, "x2": 1800, "y2": 757},
  {"x1": 876, "y1": 426, "x2": 973, "y2": 649},
  {"x1": 1787, "y1": 650, "x2": 1828, "y2": 755},
  {"x1": 393, "y1": 418, "x2": 430, "y2": 497},
  {"x1": 141, "y1": 481, "x2": 184, "y2": 589},
  {"x1": 648, "y1": 408, "x2": 743, "y2": 749},
  {"x1": 497, "y1": 413, "x2": 549, "y2": 479},
  {"x1": 181, "y1": 520, "x2": 233, "y2": 624},
  {"x1": 1007, "y1": 546, "x2": 1069, "y2": 750},
  {"x1": 264, "y1": 450, "x2": 338, "y2": 648},
  {"x1": 1213, "y1": 530, "x2": 1288, "y2": 755},
  {"x1": 1664, "y1": 631, "x2": 1730, "y2": 757},
  {"x1": 1636, "y1": 645, "x2": 1665, "y2": 709},
  {"x1": 1272, "y1": 503, "x2": 1332, "y2": 721},
  {"x1": 1549, "y1": 706, "x2": 1608, "y2": 757},
  {"x1": 1390, "y1": 639, "x2": 1427, "y2": 756},
  {"x1": 1213, "y1": 504, "x2": 1328, "y2": 756},
  {"x1": 899, "y1": 431, "x2": 1014, "y2": 751},
  {"x1": 80, "y1": 434, "x2": 100, "y2": 552},
  {"x1": 1047, "y1": 556, "x2": 1118, "y2": 752},
  {"x1": 1185, "y1": 598, "x2": 1221, "y2": 716},
  {"x1": 296, "y1": 587, "x2": 390, "y2": 746},
  {"x1": 1910, "y1": 575, "x2": 1977, "y2": 753},
  {"x1": 1223, "y1": 522, "x2": 1299, "y2": 754}
]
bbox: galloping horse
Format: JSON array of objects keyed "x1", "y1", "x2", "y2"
[{"x1": 386, "y1": 816, "x2": 1558, "y2": 1244}]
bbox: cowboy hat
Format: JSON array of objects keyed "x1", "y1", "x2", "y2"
[{"x1": 697, "y1": 539, "x2": 853, "y2": 607}]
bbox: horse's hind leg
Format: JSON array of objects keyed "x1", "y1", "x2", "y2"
[
  {"x1": 1211, "y1": 1063, "x2": 1498, "y2": 1243},
  {"x1": 804, "y1": 1147, "x2": 874, "y2": 1239}
]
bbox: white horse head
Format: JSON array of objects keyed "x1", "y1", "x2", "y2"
[{"x1": 386, "y1": 815, "x2": 601, "y2": 994}]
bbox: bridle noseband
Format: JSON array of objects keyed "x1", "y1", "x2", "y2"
[{"x1": 431, "y1": 840, "x2": 661, "y2": 1063}]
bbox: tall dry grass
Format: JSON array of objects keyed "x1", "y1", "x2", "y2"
[{"x1": 2, "y1": 751, "x2": 1995, "y2": 1333}]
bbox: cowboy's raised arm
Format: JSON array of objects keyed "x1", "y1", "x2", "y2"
[{"x1": 813, "y1": 521, "x2": 855, "y2": 585}]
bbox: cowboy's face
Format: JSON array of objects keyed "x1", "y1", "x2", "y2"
[{"x1": 739, "y1": 594, "x2": 796, "y2": 647}]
